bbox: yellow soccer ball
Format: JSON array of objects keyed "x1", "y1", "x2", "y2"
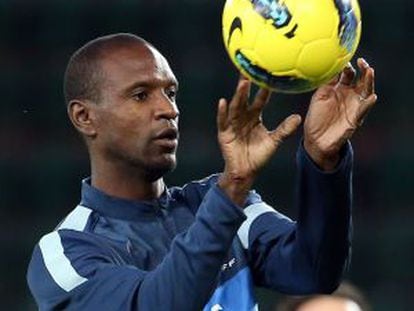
[{"x1": 222, "y1": 0, "x2": 361, "y2": 93}]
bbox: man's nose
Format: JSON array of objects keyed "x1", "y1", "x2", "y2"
[{"x1": 154, "y1": 94, "x2": 180, "y2": 121}]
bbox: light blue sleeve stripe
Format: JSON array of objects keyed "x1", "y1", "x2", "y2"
[
  {"x1": 237, "y1": 202, "x2": 290, "y2": 249},
  {"x1": 59, "y1": 205, "x2": 92, "y2": 231},
  {"x1": 39, "y1": 205, "x2": 93, "y2": 292},
  {"x1": 39, "y1": 232, "x2": 88, "y2": 292}
]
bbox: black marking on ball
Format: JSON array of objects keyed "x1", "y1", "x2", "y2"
[
  {"x1": 284, "y1": 23, "x2": 298, "y2": 39},
  {"x1": 251, "y1": 0, "x2": 292, "y2": 29},
  {"x1": 235, "y1": 50, "x2": 314, "y2": 93},
  {"x1": 228, "y1": 17, "x2": 243, "y2": 46},
  {"x1": 333, "y1": 0, "x2": 358, "y2": 51}
]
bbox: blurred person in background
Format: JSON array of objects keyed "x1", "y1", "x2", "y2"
[
  {"x1": 26, "y1": 33, "x2": 376, "y2": 310},
  {"x1": 275, "y1": 281, "x2": 370, "y2": 311}
]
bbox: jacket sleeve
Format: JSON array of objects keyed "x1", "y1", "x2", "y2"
[
  {"x1": 27, "y1": 185, "x2": 247, "y2": 311},
  {"x1": 239, "y1": 142, "x2": 353, "y2": 295}
]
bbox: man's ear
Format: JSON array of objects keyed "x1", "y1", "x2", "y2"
[{"x1": 67, "y1": 100, "x2": 97, "y2": 138}]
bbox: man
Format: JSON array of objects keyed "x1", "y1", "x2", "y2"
[
  {"x1": 27, "y1": 33, "x2": 377, "y2": 310},
  {"x1": 276, "y1": 281, "x2": 370, "y2": 311}
]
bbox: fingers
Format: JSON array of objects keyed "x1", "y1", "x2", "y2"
[
  {"x1": 356, "y1": 93, "x2": 378, "y2": 126},
  {"x1": 238, "y1": 74, "x2": 251, "y2": 101},
  {"x1": 250, "y1": 87, "x2": 272, "y2": 114},
  {"x1": 327, "y1": 73, "x2": 340, "y2": 86},
  {"x1": 229, "y1": 75, "x2": 272, "y2": 119},
  {"x1": 224, "y1": 76, "x2": 274, "y2": 126},
  {"x1": 357, "y1": 57, "x2": 375, "y2": 98},
  {"x1": 270, "y1": 114, "x2": 302, "y2": 145},
  {"x1": 339, "y1": 62, "x2": 356, "y2": 86},
  {"x1": 228, "y1": 77, "x2": 250, "y2": 119},
  {"x1": 353, "y1": 58, "x2": 377, "y2": 126},
  {"x1": 217, "y1": 98, "x2": 228, "y2": 131}
]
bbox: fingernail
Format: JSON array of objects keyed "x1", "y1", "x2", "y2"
[
  {"x1": 361, "y1": 58, "x2": 369, "y2": 66},
  {"x1": 239, "y1": 80, "x2": 248, "y2": 88}
]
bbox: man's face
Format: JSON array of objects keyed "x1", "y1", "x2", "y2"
[{"x1": 92, "y1": 43, "x2": 180, "y2": 180}]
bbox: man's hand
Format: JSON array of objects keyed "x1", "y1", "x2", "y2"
[
  {"x1": 217, "y1": 76, "x2": 302, "y2": 206},
  {"x1": 304, "y1": 58, "x2": 377, "y2": 171}
]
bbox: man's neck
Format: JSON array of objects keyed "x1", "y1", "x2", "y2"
[{"x1": 90, "y1": 159, "x2": 165, "y2": 202}]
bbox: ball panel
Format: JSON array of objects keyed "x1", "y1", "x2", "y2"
[
  {"x1": 255, "y1": 23, "x2": 304, "y2": 72},
  {"x1": 295, "y1": 0, "x2": 337, "y2": 43},
  {"x1": 223, "y1": 0, "x2": 265, "y2": 64},
  {"x1": 319, "y1": 49, "x2": 354, "y2": 83},
  {"x1": 297, "y1": 38, "x2": 339, "y2": 79}
]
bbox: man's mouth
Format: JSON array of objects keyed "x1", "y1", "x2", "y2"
[
  {"x1": 153, "y1": 127, "x2": 179, "y2": 150},
  {"x1": 154, "y1": 127, "x2": 179, "y2": 140}
]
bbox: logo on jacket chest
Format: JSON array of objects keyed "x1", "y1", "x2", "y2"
[{"x1": 221, "y1": 257, "x2": 237, "y2": 271}]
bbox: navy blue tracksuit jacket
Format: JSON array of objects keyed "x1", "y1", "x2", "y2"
[{"x1": 27, "y1": 143, "x2": 353, "y2": 310}]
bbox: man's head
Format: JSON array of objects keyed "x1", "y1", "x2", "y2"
[
  {"x1": 291, "y1": 296, "x2": 362, "y2": 311},
  {"x1": 65, "y1": 33, "x2": 179, "y2": 181},
  {"x1": 276, "y1": 282, "x2": 370, "y2": 311}
]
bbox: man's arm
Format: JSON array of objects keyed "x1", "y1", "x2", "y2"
[
  {"x1": 213, "y1": 57, "x2": 375, "y2": 295},
  {"x1": 27, "y1": 186, "x2": 246, "y2": 311},
  {"x1": 240, "y1": 142, "x2": 353, "y2": 294}
]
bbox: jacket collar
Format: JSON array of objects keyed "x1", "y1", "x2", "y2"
[{"x1": 80, "y1": 177, "x2": 171, "y2": 220}]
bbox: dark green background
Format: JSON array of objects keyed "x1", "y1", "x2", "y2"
[{"x1": 0, "y1": 0, "x2": 412, "y2": 310}]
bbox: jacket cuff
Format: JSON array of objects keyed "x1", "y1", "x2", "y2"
[{"x1": 298, "y1": 140, "x2": 353, "y2": 176}]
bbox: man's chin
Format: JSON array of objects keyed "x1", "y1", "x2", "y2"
[
  {"x1": 160, "y1": 157, "x2": 177, "y2": 174},
  {"x1": 145, "y1": 156, "x2": 177, "y2": 181}
]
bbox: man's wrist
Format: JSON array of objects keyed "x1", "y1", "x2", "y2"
[
  {"x1": 303, "y1": 139, "x2": 341, "y2": 171},
  {"x1": 217, "y1": 172, "x2": 254, "y2": 207}
]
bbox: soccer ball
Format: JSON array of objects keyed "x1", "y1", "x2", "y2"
[{"x1": 222, "y1": 0, "x2": 361, "y2": 93}]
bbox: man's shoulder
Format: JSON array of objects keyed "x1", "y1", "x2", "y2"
[{"x1": 31, "y1": 205, "x2": 104, "y2": 261}]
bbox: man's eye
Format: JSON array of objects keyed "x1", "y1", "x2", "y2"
[
  {"x1": 166, "y1": 89, "x2": 177, "y2": 100},
  {"x1": 133, "y1": 92, "x2": 148, "y2": 101}
]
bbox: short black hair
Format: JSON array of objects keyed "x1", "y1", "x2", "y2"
[{"x1": 63, "y1": 33, "x2": 148, "y2": 106}]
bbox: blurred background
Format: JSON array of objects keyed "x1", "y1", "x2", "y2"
[{"x1": 0, "y1": 0, "x2": 412, "y2": 310}]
